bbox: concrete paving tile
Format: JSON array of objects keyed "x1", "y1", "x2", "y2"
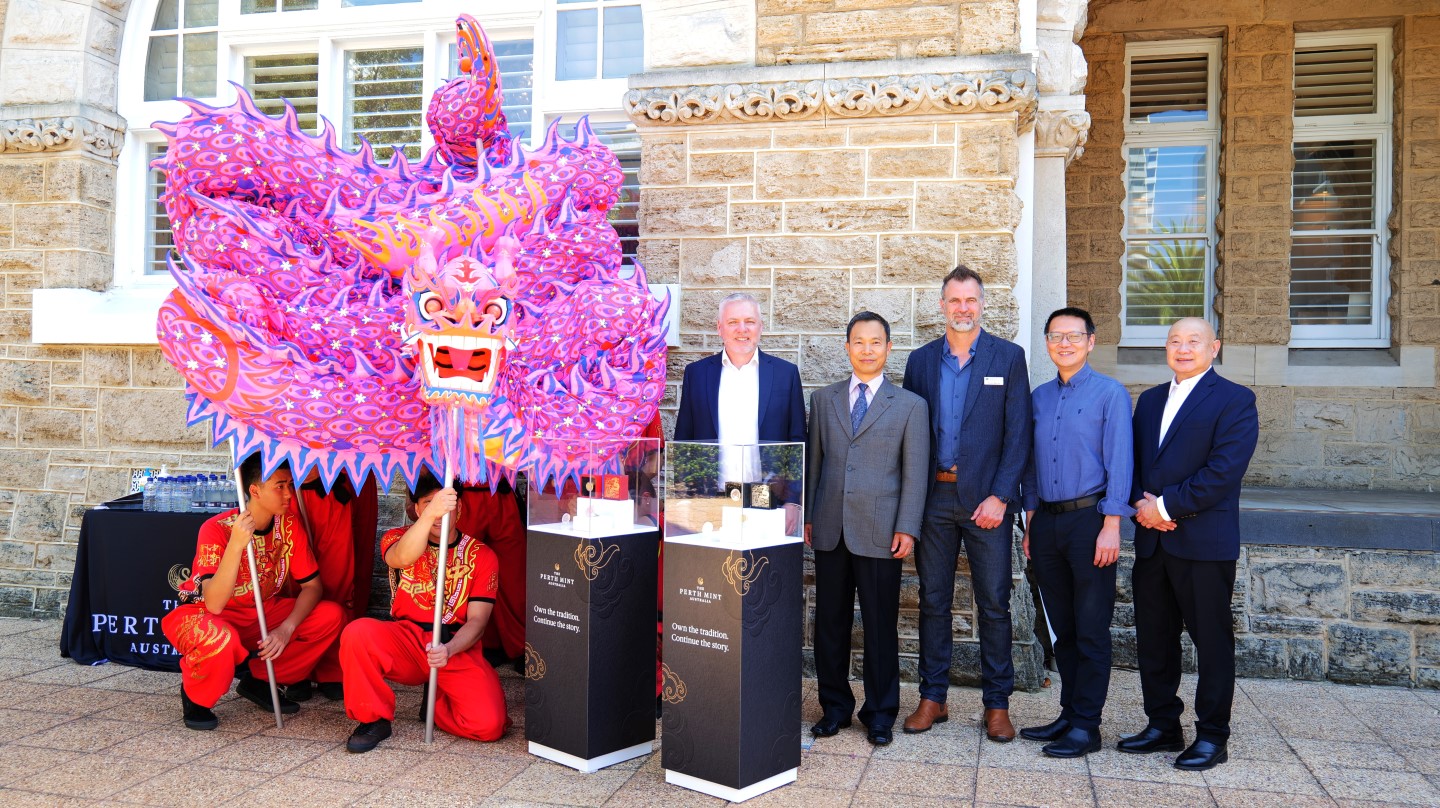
[
  {"x1": 360, "y1": 788, "x2": 490, "y2": 808},
  {"x1": 1289, "y1": 740, "x2": 1414, "y2": 772},
  {"x1": 110, "y1": 763, "x2": 272, "y2": 806},
  {"x1": 202, "y1": 734, "x2": 331, "y2": 772},
  {"x1": 379, "y1": 749, "x2": 531, "y2": 795},
  {"x1": 1393, "y1": 744, "x2": 1440, "y2": 775},
  {"x1": 804, "y1": 724, "x2": 878, "y2": 758},
  {"x1": 0, "y1": 680, "x2": 63, "y2": 709},
  {"x1": 293, "y1": 745, "x2": 435, "y2": 785},
  {"x1": 974, "y1": 768, "x2": 1096, "y2": 808},
  {"x1": 1267, "y1": 712, "x2": 1383, "y2": 743},
  {"x1": 13, "y1": 716, "x2": 153, "y2": 752},
  {"x1": 255, "y1": 703, "x2": 356, "y2": 742},
  {"x1": 977, "y1": 734, "x2": 1090, "y2": 774},
  {"x1": 1091, "y1": 776, "x2": 1214, "y2": 807},
  {"x1": 91, "y1": 692, "x2": 192, "y2": 726},
  {"x1": 0, "y1": 634, "x2": 67, "y2": 660},
  {"x1": 241, "y1": 773, "x2": 380, "y2": 806},
  {"x1": 869, "y1": 725, "x2": 980, "y2": 765},
  {"x1": 1228, "y1": 732, "x2": 1303, "y2": 762},
  {"x1": 0, "y1": 744, "x2": 85, "y2": 786},
  {"x1": 0, "y1": 707, "x2": 74, "y2": 741},
  {"x1": 851, "y1": 795, "x2": 973, "y2": 808},
  {"x1": 1084, "y1": 748, "x2": 1197, "y2": 784},
  {"x1": 1202, "y1": 760, "x2": 1326, "y2": 795},
  {"x1": 739, "y1": 784, "x2": 863, "y2": 808},
  {"x1": 1331, "y1": 801, "x2": 1436, "y2": 808},
  {"x1": 1311, "y1": 766, "x2": 1440, "y2": 804},
  {"x1": 17, "y1": 662, "x2": 127, "y2": 686},
  {"x1": 0, "y1": 618, "x2": 55, "y2": 636},
  {"x1": 858, "y1": 759, "x2": 977, "y2": 799},
  {"x1": 1326, "y1": 685, "x2": 1431, "y2": 707},
  {"x1": 0, "y1": 657, "x2": 73, "y2": 679},
  {"x1": 343, "y1": 716, "x2": 461, "y2": 752},
  {"x1": 109, "y1": 725, "x2": 246, "y2": 763},
  {"x1": 793, "y1": 750, "x2": 868, "y2": 791},
  {"x1": 492, "y1": 760, "x2": 633, "y2": 807},
  {"x1": 602, "y1": 771, "x2": 728, "y2": 808},
  {"x1": 26, "y1": 685, "x2": 137, "y2": 717},
  {"x1": 86, "y1": 667, "x2": 183, "y2": 695},
  {"x1": 0, "y1": 788, "x2": 111, "y2": 808},
  {"x1": 9, "y1": 752, "x2": 174, "y2": 799},
  {"x1": 1209, "y1": 787, "x2": 1338, "y2": 808}
]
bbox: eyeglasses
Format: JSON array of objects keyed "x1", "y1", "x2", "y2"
[{"x1": 1044, "y1": 331, "x2": 1091, "y2": 345}]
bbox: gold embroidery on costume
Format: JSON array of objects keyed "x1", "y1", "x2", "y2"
[
  {"x1": 176, "y1": 611, "x2": 231, "y2": 681},
  {"x1": 397, "y1": 535, "x2": 480, "y2": 623},
  {"x1": 486, "y1": 571, "x2": 499, "y2": 595}
]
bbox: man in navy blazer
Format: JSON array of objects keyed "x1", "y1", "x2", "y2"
[
  {"x1": 674, "y1": 292, "x2": 806, "y2": 445},
  {"x1": 901, "y1": 266, "x2": 1031, "y2": 742},
  {"x1": 1118, "y1": 317, "x2": 1258, "y2": 771}
]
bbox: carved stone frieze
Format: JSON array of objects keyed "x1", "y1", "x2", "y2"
[
  {"x1": 625, "y1": 69, "x2": 1037, "y2": 128},
  {"x1": 1035, "y1": 109, "x2": 1091, "y2": 165},
  {"x1": 1, "y1": 117, "x2": 125, "y2": 158}
]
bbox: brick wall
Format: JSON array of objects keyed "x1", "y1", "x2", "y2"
[{"x1": 754, "y1": 0, "x2": 1017, "y2": 66}]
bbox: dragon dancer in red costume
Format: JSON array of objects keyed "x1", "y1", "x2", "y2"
[
  {"x1": 341, "y1": 472, "x2": 509, "y2": 752},
  {"x1": 162, "y1": 456, "x2": 345, "y2": 731}
]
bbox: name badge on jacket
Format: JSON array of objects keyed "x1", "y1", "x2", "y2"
[{"x1": 984, "y1": 376, "x2": 1004, "y2": 386}]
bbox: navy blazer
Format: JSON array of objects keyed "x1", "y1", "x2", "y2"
[
  {"x1": 902, "y1": 330, "x2": 1031, "y2": 514},
  {"x1": 1130, "y1": 369, "x2": 1258, "y2": 562},
  {"x1": 673, "y1": 351, "x2": 807, "y2": 443}
]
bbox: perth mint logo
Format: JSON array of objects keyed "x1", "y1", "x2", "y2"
[{"x1": 678, "y1": 577, "x2": 722, "y2": 604}]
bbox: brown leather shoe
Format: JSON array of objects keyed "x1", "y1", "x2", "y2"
[
  {"x1": 984, "y1": 708, "x2": 1016, "y2": 742},
  {"x1": 902, "y1": 698, "x2": 949, "y2": 734}
]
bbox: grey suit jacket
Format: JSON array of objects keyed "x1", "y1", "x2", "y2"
[{"x1": 804, "y1": 377, "x2": 931, "y2": 559}]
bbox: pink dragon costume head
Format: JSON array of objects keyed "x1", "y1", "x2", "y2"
[{"x1": 153, "y1": 14, "x2": 668, "y2": 492}]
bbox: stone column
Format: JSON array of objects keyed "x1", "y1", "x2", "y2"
[{"x1": 1031, "y1": 104, "x2": 1090, "y2": 385}]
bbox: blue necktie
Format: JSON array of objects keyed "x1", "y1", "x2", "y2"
[{"x1": 852, "y1": 383, "x2": 868, "y2": 435}]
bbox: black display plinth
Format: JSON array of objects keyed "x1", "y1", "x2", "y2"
[
  {"x1": 524, "y1": 526, "x2": 659, "y2": 772},
  {"x1": 660, "y1": 537, "x2": 803, "y2": 802}
]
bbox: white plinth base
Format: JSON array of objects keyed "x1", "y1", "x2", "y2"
[
  {"x1": 664, "y1": 767, "x2": 797, "y2": 803},
  {"x1": 529, "y1": 740, "x2": 652, "y2": 773}
]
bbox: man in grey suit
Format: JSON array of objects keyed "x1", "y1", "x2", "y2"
[{"x1": 805, "y1": 311, "x2": 930, "y2": 747}]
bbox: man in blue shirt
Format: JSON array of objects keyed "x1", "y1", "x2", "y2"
[{"x1": 1018, "y1": 307, "x2": 1134, "y2": 758}]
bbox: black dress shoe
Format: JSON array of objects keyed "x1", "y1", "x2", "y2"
[
  {"x1": 236, "y1": 673, "x2": 300, "y2": 714},
  {"x1": 810, "y1": 716, "x2": 852, "y2": 737},
  {"x1": 867, "y1": 726, "x2": 893, "y2": 746},
  {"x1": 284, "y1": 680, "x2": 313, "y2": 702},
  {"x1": 1019, "y1": 716, "x2": 1070, "y2": 742},
  {"x1": 317, "y1": 681, "x2": 344, "y2": 701},
  {"x1": 181, "y1": 686, "x2": 218, "y2": 731},
  {"x1": 1116, "y1": 725, "x2": 1185, "y2": 754},
  {"x1": 1042, "y1": 726, "x2": 1102, "y2": 758},
  {"x1": 1174, "y1": 738, "x2": 1228, "y2": 771},
  {"x1": 346, "y1": 719, "x2": 392, "y2": 753}
]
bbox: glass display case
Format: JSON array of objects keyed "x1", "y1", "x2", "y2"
[
  {"x1": 526, "y1": 437, "x2": 662, "y2": 537},
  {"x1": 664, "y1": 441, "x2": 804, "y2": 549}
]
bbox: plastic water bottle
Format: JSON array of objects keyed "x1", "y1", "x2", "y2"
[
  {"x1": 142, "y1": 475, "x2": 156, "y2": 512},
  {"x1": 156, "y1": 477, "x2": 170, "y2": 512}
]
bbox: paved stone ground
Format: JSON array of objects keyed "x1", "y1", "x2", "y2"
[{"x1": 6, "y1": 617, "x2": 1440, "y2": 807}]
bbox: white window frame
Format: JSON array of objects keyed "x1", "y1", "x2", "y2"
[
  {"x1": 1289, "y1": 28, "x2": 1393, "y2": 347},
  {"x1": 1119, "y1": 38, "x2": 1221, "y2": 346},
  {"x1": 38, "y1": 0, "x2": 557, "y2": 344},
  {"x1": 542, "y1": 0, "x2": 637, "y2": 114}
]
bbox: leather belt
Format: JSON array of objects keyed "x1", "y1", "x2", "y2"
[
  {"x1": 935, "y1": 469, "x2": 958, "y2": 483},
  {"x1": 1039, "y1": 494, "x2": 1100, "y2": 515}
]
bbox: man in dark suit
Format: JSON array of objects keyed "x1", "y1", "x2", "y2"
[
  {"x1": 673, "y1": 292, "x2": 806, "y2": 445},
  {"x1": 805, "y1": 311, "x2": 930, "y2": 747},
  {"x1": 1119, "y1": 317, "x2": 1258, "y2": 771},
  {"x1": 901, "y1": 266, "x2": 1031, "y2": 742}
]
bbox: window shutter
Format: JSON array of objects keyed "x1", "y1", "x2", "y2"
[
  {"x1": 1294, "y1": 45, "x2": 1377, "y2": 117},
  {"x1": 246, "y1": 54, "x2": 320, "y2": 133},
  {"x1": 1128, "y1": 54, "x2": 1209, "y2": 123}
]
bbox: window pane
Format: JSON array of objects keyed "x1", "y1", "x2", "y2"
[
  {"x1": 557, "y1": 9, "x2": 598, "y2": 81},
  {"x1": 1290, "y1": 236, "x2": 1373, "y2": 325},
  {"x1": 240, "y1": 0, "x2": 277, "y2": 13},
  {"x1": 1125, "y1": 145, "x2": 1208, "y2": 236},
  {"x1": 183, "y1": 0, "x2": 218, "y2": 27},
  {"x1": 601, "y1": 5, "x2": 643, "y2": 79},
  {"x1": 283, "y1": 0, "x2": 319, "y2": 9},
  {"x1": 589, "y1": 122, "x2": 639, "y2": 267},
  {"x1": 246, "y1": 53, "x2": 320, "y2": 133},
  {"x1": 1292, "y1": 140, "x2": 1375, "y2": 231},
  {"x1": 147, "y1": 144, "x2": 176, "y2": 276},
  {"x1": 447, "y1": 39, "x2": 535, "y2": 144},
  {"x1": 1124, "y1": 239, "x2": 1207, "y2": 326},
  {"x1": 145, "y1": 35, "x2": 179, "y2": 101},
  {"x1": 1295, "y1": 44, "x2": 1376, "y2": 117},
  {"x1": 153, "y1": 0, "x2": 179, "y2": 30},
  {"x1": 346, "y1": 47, "x2": 424, "y2": 161},
  {"x1": 1129, "y1": 53, "x2": 1208, "y2": 123},
  {"x1": 181, "y1": 32, "x2": 218, "y2": 98},
  {"x1": 341, "y1": 0, "x2": 419, "y2": 8}
]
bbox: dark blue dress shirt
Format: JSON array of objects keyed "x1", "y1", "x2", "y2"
[
  {"x1": 1024, "y1": 363, "x2": 1136, "y2": 517},
  {"x1": 934, "y1": 341, "x2": 975, "y2": 471}
]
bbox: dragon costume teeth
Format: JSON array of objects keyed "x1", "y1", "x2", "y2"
[{"x1": 154, "y1": 14, "x2": 668, "y2": 493}]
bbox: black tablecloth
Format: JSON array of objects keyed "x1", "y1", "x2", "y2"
[{"x1": 61, "y1": 509, "x2": 210, "y2": 671}]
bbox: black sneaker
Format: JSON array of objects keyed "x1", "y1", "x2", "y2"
[
  {"x1": 318, "y1": 681, "x2": 344, "y2": 701},
  {"x1": 285, "y1": 680, "x2": 314, "y2": 702},
  {"x1": 181, "y1": 686, "x2": 218, "y2": 731},
  {"x1": 236, "y1": 673, "x2": 300, "y2": 715},
  {"x1": 347, "y1": 719, "x2": 392, "y2": 753}
]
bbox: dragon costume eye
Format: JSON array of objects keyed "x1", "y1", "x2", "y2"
[
  {"x1": 483, "y1": 298, "x2": 510, "y2": 325},
  {"x1": 419, "y1": 292, "x2": 445, "y2": 320}
]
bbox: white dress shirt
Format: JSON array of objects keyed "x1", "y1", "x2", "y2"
[
  {"x1": 718, "y1": 349, "x2": 761, "y2": 483},
  {"x1": 848, "y1": 373, "x2": 882, "y2": 411},
  {"x1": 1155, "y1": 368, "x2": 1209, "y2": 522}
]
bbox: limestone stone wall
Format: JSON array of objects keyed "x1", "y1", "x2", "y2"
[
  {"x1": 754, "y1": 0, "x2": 1018, "y2": 66},
  {"x1": 1113, "y1": 543, "x2": 1440, "y2": 688}
]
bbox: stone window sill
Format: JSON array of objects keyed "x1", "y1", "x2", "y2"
[{"x1": 1093, "y1": 345, "x2": 1436, "y2": 388}]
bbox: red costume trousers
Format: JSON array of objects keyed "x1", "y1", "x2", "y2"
[
  {"x1": 339, "y1": 618, "x2": 509, "y2": 741},
  {"x1": 298, "y1": 489, "x2": 355, "y2": 682},
  {"x1": 162, "y1": 599, "x2": 344, "y2": 708},
  {"x1": 458, "y1": 488, "x2": 525, "y2": 659}
]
